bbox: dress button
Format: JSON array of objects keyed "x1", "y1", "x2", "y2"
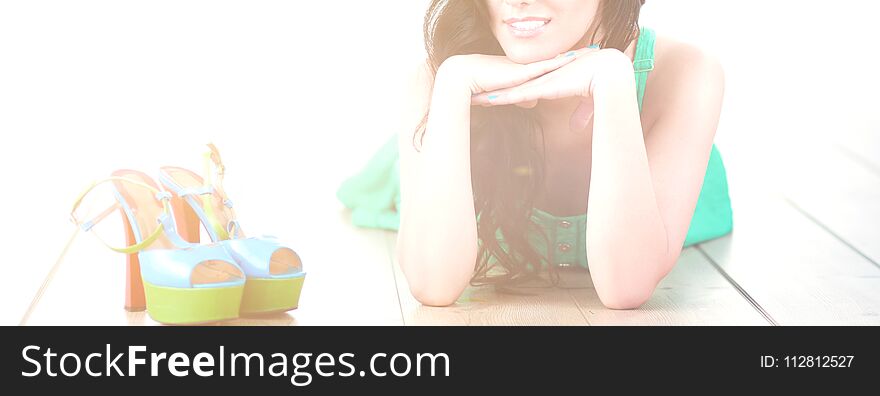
[
  {"x1": 558, "y1": 220, "x2": 572, "y2": 229},
  {"x1": 557, "y1": 242, "x2": 571, "y2": 252}
]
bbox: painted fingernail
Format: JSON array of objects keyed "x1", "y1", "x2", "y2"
[
  {"x1": 487, "y1": 94, "x2": 499, "y2": 100},
  {"x1": 564, "y1": 51, "x2": 576, "y2": 57},
  {"x1": 588, "y1": 44, "x2": 601, "y2": 49}
]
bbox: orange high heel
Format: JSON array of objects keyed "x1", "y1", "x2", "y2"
[{"x1": 71, "y1": 170, "x2": 248, "y2": 324}]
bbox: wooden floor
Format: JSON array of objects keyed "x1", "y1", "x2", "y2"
[{"x1": 20, "y1": 130, "x2": 880, "y2": 326}]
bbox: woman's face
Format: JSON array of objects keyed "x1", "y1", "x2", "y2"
[{"x1": 484, "y1": 0, "x2": 600, "y2": 64}]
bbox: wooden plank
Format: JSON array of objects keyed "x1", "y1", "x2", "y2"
[
  {"x1": 386, "y1": 233, "x2": 591, "y2": 326},
  {"x1": 568, "y1": 247, "x2": 770, "y2": 325},
  {"x1": 700, "y1": 190, "x2": 880, "y2": 325},
  {"x1": 24, "y1": 207, "x2": 404, "y2": 326},
  {"x1": 777, "y1": 142, "x2": 880, "y2": 265}
]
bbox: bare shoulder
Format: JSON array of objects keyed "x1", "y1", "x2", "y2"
[
  {"x1": 653, "y1": 34, "x2": 724, "y2": 83},
  {"x1": 642, "y1": 34, "x2": 725, "y2": 124}
]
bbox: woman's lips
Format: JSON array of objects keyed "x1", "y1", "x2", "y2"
[{"x1": 504, "y1": 17, "x2": 550, "y2": 38}]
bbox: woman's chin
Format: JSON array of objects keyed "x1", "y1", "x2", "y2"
[{"x1": 504, "y1": 48, "x2": 560, "y2": 64}]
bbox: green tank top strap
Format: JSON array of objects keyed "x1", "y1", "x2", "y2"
[{"x1": 633, "y1": 26, "x2": 656, "y2": 113}]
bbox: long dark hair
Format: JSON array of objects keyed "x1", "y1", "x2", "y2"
[{"x1": 414, "y1": 0, "x2": 645, "y2": 286}]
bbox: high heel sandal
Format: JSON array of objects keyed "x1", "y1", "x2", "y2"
[
  {"x1": 157, "y1": 144, "x2": 305, "y2": 315},
  {"x1": 71, "y1": 170, "x2": 246, "y2": 324}
]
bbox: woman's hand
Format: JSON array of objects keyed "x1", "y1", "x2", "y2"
[
  {"x1": 436, "y1": 46, "x2": 598, "y2": 97},
  {"x1": 471, "y1": 48, "x2": 633, "y2": 104},
  {"x1": 471, "y1": 48, "x2": 635, "y2": 131}
]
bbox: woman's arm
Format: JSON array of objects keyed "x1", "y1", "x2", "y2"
[
  {"x1": 585, "y1": 47, "x2": 725, "y2": 309},
  {"x1": 470, "y1": 44, "x2": 725, "y2": 309},
  {"x1": 397, "y1": 53, "x2": 586, "y2": 306},
  {"x1": 396, "y1": 60, "x2": 479, "y2": 307}
]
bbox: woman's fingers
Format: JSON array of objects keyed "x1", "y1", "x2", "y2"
[
  {"x1": 472, "y1": 46, "x2": 601, "y2": 106},
  {"x1": 507, "y1": 51, "x2": 578, "y2": 87},
  {"x1": 472, "y1": 73, "x2": 554, "y2": 106},
  {"x1": 509, "y1": 45, "x2": 598, "y2": 87}
]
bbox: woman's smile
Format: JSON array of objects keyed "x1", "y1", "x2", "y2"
[
  {"x1": 487, "y1": 0, "x2": 600, "y2": 63},
  {"x1": 504, "y1": 16, "x2": 551, "y2": 38}
]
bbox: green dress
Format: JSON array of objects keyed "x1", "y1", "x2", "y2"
[{"x1": 336, "y1": 27, "x2": 733, "y2": 269}]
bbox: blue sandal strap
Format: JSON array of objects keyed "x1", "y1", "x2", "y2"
[
  {"x1": 221, "y1": 237, "x2": 304, "y2": 279},
  {"x1": 139, "y1": 244, "x2": 245, "y2": 288}
]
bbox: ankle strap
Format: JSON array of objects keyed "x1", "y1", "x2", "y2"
[
  {"x1": 201, "y1": 143, "x2": 242, "y2": 239},
  {"x1": 71, "y1": 177, "x2": 172, "y2": 254}
]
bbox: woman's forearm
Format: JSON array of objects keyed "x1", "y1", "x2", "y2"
[
  {"x1": 585, "y1": 55, "x2": 673, "y2": 309},
  {"x1": 397, "y1": 66, "x2": 479, "y2": 306}
]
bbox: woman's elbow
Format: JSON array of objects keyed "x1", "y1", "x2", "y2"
[
  {"x1": 408, "y1": 283, "x2": 463, "y2": 307},
  {"x1": 589, "y1": 248, "x2": 678, "y2": 310},
  {"x1": 597, "y1": 286, "x2": 654, "y2": 310},
  {"x1": 398, "y1": 251, "x2": 469, "y2": 307},
  {"x1": 403, "y1": 266, "x2": 466, "y2": 306},
  {"x1": 591, "y1": 260, "x2": 668, "y2": 310}
]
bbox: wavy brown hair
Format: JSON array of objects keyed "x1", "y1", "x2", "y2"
[{"x1": 414, "y1": 0, "x2": 645, "y2": 286}]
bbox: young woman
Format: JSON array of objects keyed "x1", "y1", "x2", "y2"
[{"x1": 358, "y1": 0, "x2": 730, "y2": 309}]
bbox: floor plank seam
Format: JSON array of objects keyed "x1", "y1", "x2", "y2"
[
  {"x1": 782, "y1": 196, "x2": 880, "y2": 271},
  {"x1": 20, "y1": 229, "x2": 80, "y2": 326},
  {"x1": 565, "y1": 289, "x2": 594, "y2": 326},
  {"x1": 695, "y1": 245, "x2": 779, "y2": 326},
  {"x1": 383, "y1": 231, "x2": 408, "y2": 326},
  {"x1": 834, "y1": 143, "x2": 880, "y2": 178}
]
